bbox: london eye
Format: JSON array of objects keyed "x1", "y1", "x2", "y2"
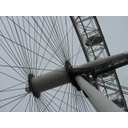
[{"x1": 0, "y1": 16, "x2": 128, "y2": 112}]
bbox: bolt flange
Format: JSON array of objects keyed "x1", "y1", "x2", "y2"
[
  {"x1": 26, "y1": 74, "x2": 40, "y2": 98},
  {"x1": 65, "y1": 60, "x2": 81, "y2": 91}
]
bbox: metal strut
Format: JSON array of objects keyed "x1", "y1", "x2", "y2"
[
  {"x1": 75, "y1": 76, "x2": 124, "y2": 112},
  {"x1": 66, "y1": 57, "x2": 128, "y2": 80}
]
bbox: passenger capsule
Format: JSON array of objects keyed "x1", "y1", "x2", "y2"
[{"x1": 85, "y1": 34, "x2": 103, "y2": 46}]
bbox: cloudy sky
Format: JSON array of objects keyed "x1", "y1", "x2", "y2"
[{"x1": 97, "y1": 16, "x2": 128, "y2": 102}]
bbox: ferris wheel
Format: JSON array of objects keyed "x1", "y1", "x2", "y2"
[{"x1": 0, "y1": 16, "x2": 128, "y2": 112}]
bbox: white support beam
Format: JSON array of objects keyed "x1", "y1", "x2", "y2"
[
  {"x1": 75, "y1": 76, "x2": 124, "y2": 112},
  {"x1": 31, "y1": 51, "x2": 128, "y2": 93},
  {"x1": 32, "y1": 68, "x2": 69, "y2": 93}
]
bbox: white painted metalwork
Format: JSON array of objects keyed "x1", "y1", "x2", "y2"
[
  {"x1": 32, "y1": 68, "x2": 69, "y2": 92},
  {"x1": 32, "y1": 51, "x2": 128, "y2": 94},
  {"x1": 75, "y1": 76, "x2": 124, "y2": 112}
]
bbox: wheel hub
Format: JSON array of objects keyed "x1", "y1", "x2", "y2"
[
  {"x1": 26, "y1": 74, "x2": 40, "y2": 98},
  {"x1": 65, "y1": 60, "x2": 81, "y2": 91}
]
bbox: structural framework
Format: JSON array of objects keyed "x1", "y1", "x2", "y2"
[{"x1": 0, "y1": 16, "x2": 128, "y2": 112}]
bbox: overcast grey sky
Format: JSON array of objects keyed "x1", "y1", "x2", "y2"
[{"x1": 98, "y1": 16, "x2": 128, "y2": 102}]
